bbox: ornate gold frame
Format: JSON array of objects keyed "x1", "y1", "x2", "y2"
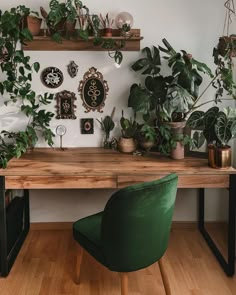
[
  {"x1": 55, "y1": 90, "x2": 77, "y2": 119},
  {"x1": 78, "y1": 67, "x2": 109, "y2": 113}
]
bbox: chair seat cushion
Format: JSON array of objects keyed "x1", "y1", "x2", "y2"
[{"x1": 73, "y1": 211, "x2": 106, "y2": 266}]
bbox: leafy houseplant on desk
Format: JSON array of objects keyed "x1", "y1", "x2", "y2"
[
  {"x1": 118, "y1": 111, "x2": 138, "y2": 153},
  {"x1": 128, "y1": 39, "x2": 213, "y2": 159},
  {"x1": 187, "y1": 106, "x2": 236, "y2": 168},
  {"x1": 97, "y1": 115, "x2": 115, "y2": 149}
]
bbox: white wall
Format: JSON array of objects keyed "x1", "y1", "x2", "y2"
[{"x1": 1, "y1": 0, "x2": 234, "y2": 222}]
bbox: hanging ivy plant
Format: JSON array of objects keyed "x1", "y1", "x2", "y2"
[{"x1": 0, "y1": 6, "x2": 55, "y2": 168}]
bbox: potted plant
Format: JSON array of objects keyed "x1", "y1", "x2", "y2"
[
  {"x1": 128, "y1": 38, "x2": 236, "y2": 159},
  {"x1": 40, "y1": 0, "x2": 88, "y2": 39},
  {"x1": 128, "y1": 39, "x2": 212, "y2": 159},
  {"x1": 97, "y1": 115, "x2": 115, "y2": 149},
  {"x1": 136, "y1": 123, "x2": 157, "y2": 152},
  {"x1": 187, "y1": 106, "x2": 236, "y2": 168},
  {"x1": 118, "y1": 111, "x2": 137, "y2": 153},
  {"x1": 100, "y1": 13, "x2": 114, "y2": 37}
]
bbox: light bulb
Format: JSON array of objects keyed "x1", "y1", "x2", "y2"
[{"x1": 115, "y1": 12, "x2": 133, "y2": 32}]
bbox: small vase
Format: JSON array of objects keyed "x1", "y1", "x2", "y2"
[
  {"x1": 103, "y1": 28, "x2": 112, "y2": 37},
  {"x1": 103, "y1": 134, "x2": 111, "y2": 149}
]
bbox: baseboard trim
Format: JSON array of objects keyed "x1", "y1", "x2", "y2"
[{"x1": 30, "y1": 221, "x2": 227, "y2": 231}]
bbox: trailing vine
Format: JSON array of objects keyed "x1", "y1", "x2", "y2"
[{"x1": 0, "y1": 6, "x2": 54, "y2": 168}]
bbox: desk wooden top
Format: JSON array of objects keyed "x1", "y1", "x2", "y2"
[{"x1": 1, "y1": 148, "x2": 235, "y2": 189}]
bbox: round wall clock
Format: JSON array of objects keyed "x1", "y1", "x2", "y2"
[{"x1": 41, "y1": 67, "x2": 64, "y2": 88}]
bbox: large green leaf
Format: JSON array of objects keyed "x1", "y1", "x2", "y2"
[
  {"x1": 186, "y1": 111, "x2": 205, "y2": 129},
  {"x1": 163, "y1": 83, "x2": 195, "y2": 119},
  {"x1": 128, "y1": 84, "x2": 150, "y2": 112},
  {"x1": 230, "y1": 120, "x2": 236, "y2": 138},
  {"x1": 131, "y1": 46, "x2": 161, "y2": 75},
  {"x1": 215, "y1": 112, "x2": 232, "y2": 146}
]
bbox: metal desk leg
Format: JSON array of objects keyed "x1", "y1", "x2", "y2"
[
  {"x1": 0, "y1": 176, "x2": 8, "y2": 276},
  {"x1": 198, "y1": 174, "x2": 236, "y2": 276},
  {"x1": 0, "y1": 178, "x2": 30, "y2": 277}
]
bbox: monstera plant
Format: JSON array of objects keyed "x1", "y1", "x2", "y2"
[{"x1": 0, "y1": 5, "x2": 54, "y2": 168}]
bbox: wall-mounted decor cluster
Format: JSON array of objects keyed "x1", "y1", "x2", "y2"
[
  {"x1": 80, "y1": 118, "x2": 94, "y2": 134},
  {"x1": 41, "y1": 66, "x2": 64, "y2": 88},
  {"x1": 55, "y1": 90, "x2": 77, "y2": 119},
  {"x1": 67, "y1": 61, "x2": 78, "y2": 78},
  {"x1": 79, "y1": 67, "x2": 109, "y2": 113}
]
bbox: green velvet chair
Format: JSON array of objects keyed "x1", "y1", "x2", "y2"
[{"x1": 73, "y1": 173, "x2": 178, "y2": 295}]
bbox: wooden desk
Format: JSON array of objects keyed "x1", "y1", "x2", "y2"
[{"x1": 0, "y1": 148, "x2": 236, "y2": 277}]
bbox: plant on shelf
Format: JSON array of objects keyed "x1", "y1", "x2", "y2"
[
  {"x1": 97, "y1": 115, "x2": 115, "y2": 149},
  {"x1": 100, "y1": 13, "x2": 114, "y2": 37},
  {"x1": 0, "y1": 5, "x2": 55, "y2": 168},
  {"x1": 40, "y1": 1, "x2": 124, "y2": 64},
  {"x1": 128, "y1": 38, "x2": 236, "y2": 158},
  {"x1": 187, "y1": 106, "x2": 236, "y2": 168},
  {"x1": 118, "y1": 111, "x2": 137, "y2": 153}
]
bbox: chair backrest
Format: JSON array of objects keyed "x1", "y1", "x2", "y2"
[{"x1": 101, "y1": 173, "x2": 178, "y2": 272}]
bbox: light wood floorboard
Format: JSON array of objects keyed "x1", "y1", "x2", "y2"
[{"x1": 0, "y1": 229, "x2": 235, "y2": 295}]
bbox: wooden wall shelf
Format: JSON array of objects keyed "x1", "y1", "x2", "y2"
[{"x1": 22, "y1": 29, "x2": 143, "y2": 51}]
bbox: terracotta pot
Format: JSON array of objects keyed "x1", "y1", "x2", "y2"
[
  {"x1": 165, "y1": 121, "x2": 186, "y2": 159},
  {"x1": 215, "y1": 146, "x2": 231, "y2": 169},
  {"x1": 103, "y1": 28, "x2": 112, "y2": 37},
  {"x1": 118, "y1": 137, "x2": 136, "y2": 153},
  {"x1": 170, "y1": 141, "x2": 184, "y2": 160},
  {"x1": 27, "y1": 16, "x2": 42, "y2": 36},
  {"x1": 65, "y1": 20, "x2": 76, "y2": 34}
]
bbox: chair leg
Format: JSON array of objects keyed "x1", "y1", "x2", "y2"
[
  {"x1": 75, "y1": 244, "x2": 83, "y2": 284},
  {"x1": 158, "y1": 257, "x2": 171, "y2": 295},
  {"x1": 120, "y1": 272, "x2": 128, "y2": 295}
]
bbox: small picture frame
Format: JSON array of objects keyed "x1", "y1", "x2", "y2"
[
  {"x1": 78, "y1": 67, "x2": 109, "y2": 113},
  {"x1": 185, "y1": 127, "x2": 208, "y2": 158},
  {"x1": 80, "y1": 118, "x2": 94, "y2": 134},
  {"x1": 55, "y1": 90, "x2": 77, "y2": 119},
  {"x1": 41, "y1": 66, "x2": 64, "y2": 88}
]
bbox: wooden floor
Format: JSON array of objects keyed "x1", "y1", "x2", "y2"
[{"x1": 0, "y1": 229, "x2": 236, "y2": 295}]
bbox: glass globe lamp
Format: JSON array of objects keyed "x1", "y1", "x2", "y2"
[{"x1": 115, "y1": 12, "x2": 133, "y2": 36}]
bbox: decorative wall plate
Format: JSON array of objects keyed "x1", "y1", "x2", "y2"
[
  {"x1": 80, "y1": 118, "x2": 94, "y2": 134},
  {"x1": 41, "y1": 66, "x2": 64, "y2": 88},
  {"x1": 67, "y1": 61, "x2": 78, "y2": 78},
  {"x1": 55, "y1": 90, "x2": 77, "y2": 119},
  {"x1": 78, "y1": 67, "x2": 109, "y2": 113}
]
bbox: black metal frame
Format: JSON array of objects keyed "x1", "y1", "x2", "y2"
[
  {"x1": 0, "y1": 176, "x2": 30, "y2": 277},
  {"x1": 198, "y1": 174, "x2": 236, "y2": 276}
]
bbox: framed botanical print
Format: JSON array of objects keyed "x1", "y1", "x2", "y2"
[
  {"x1": 80, "y1": 118, "x2": 94, "y2": 134},
  {"x1": 78, "y1": 67, "x2": 109, "y2": 113},
  {"x1": 55, "y1": 90, "x2": 77, "y2": 119},
  {"x1": 41, "y1": 67, "x2": 64, "y2": 88},
  {"x1": 185, "y1": 127, "x2": 208, "y2": 158}
]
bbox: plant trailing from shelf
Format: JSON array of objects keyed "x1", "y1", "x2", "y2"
[{"x1": 0, "y1": 6, "x2": 55, "y2": 168}]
